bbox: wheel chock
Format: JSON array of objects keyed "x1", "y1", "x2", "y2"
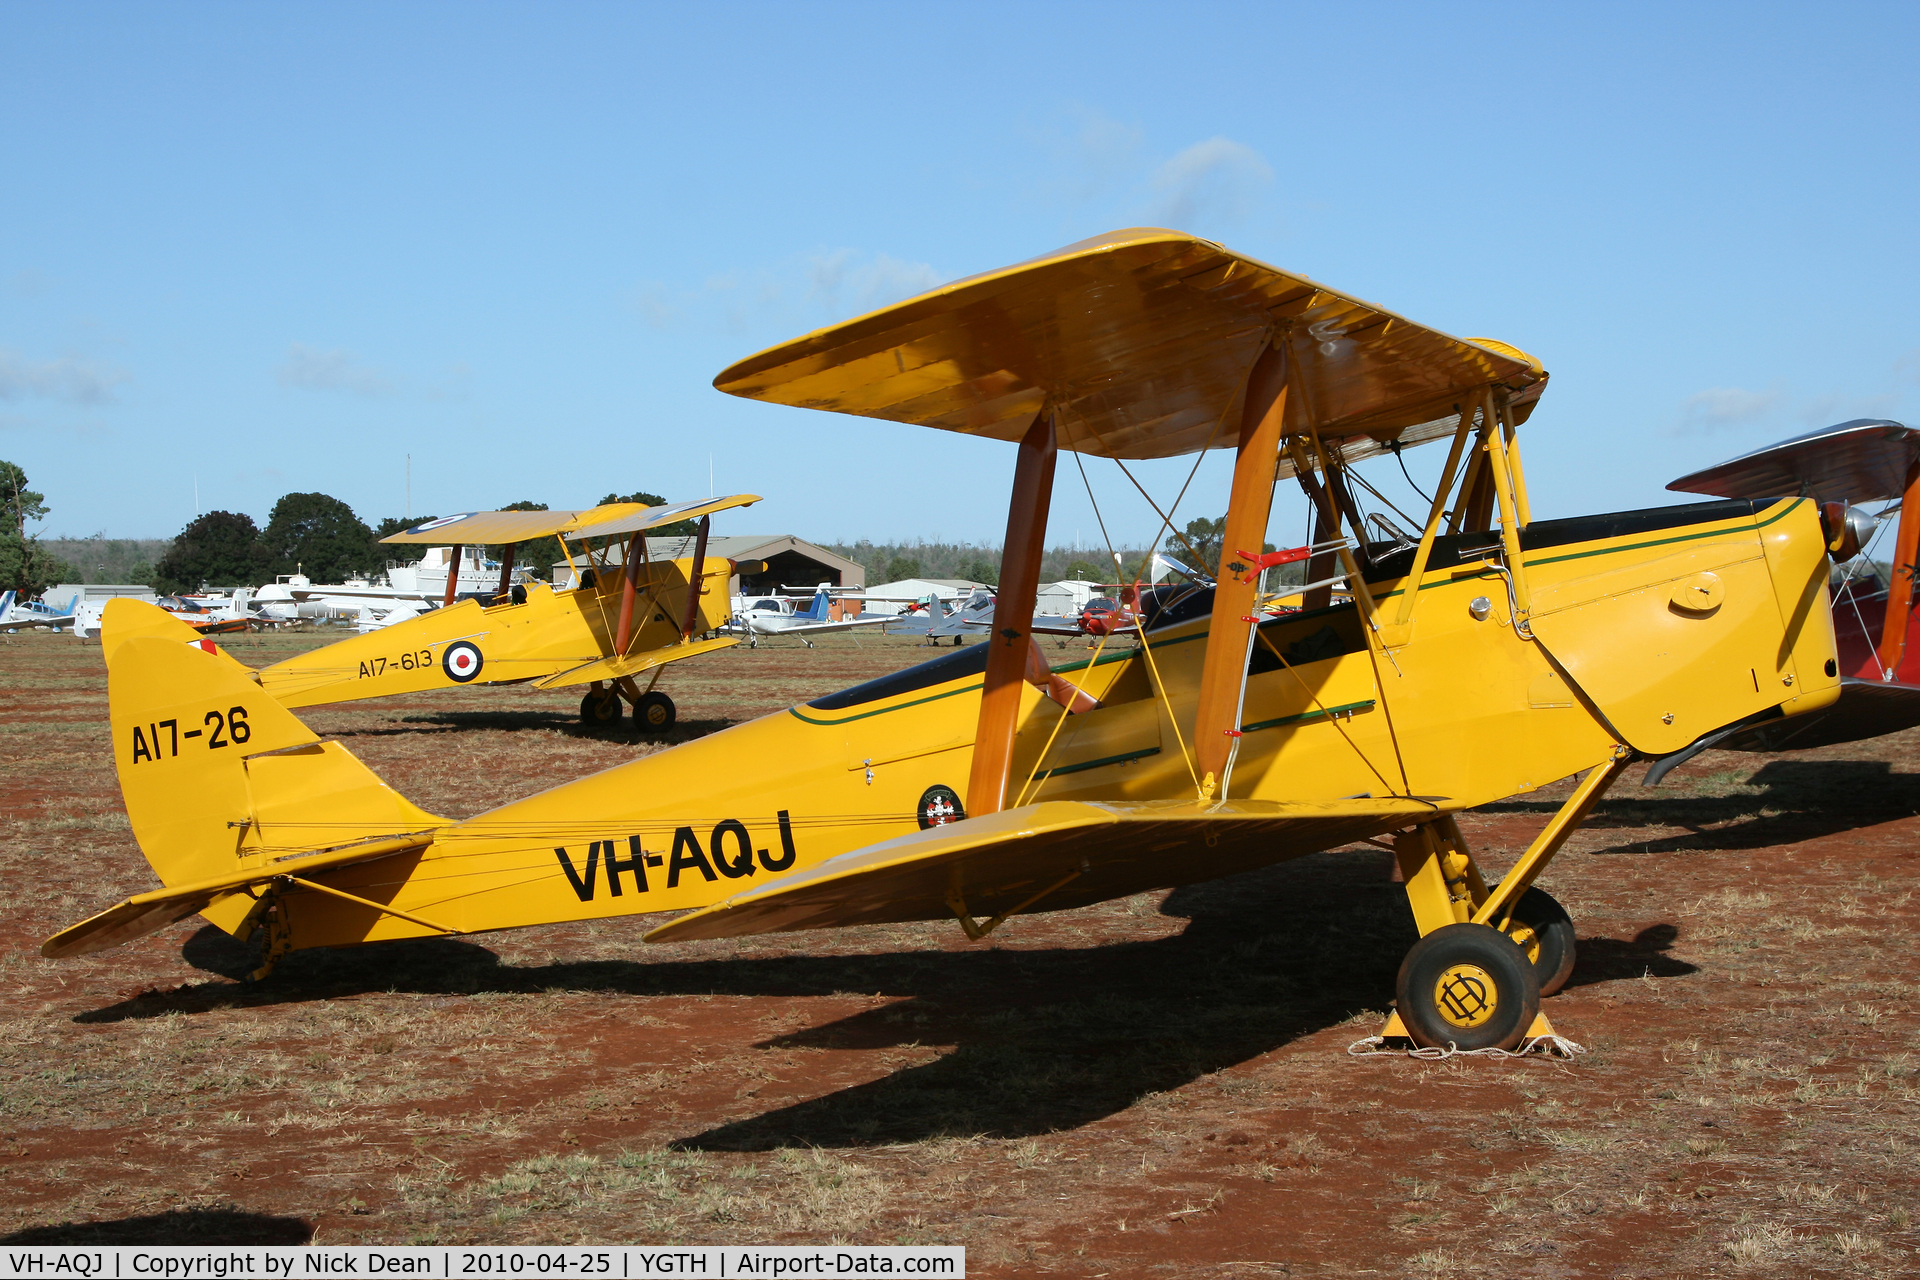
[{"x1": 1353, "y1": 1008, "x2": 1580, "y2": 1058}]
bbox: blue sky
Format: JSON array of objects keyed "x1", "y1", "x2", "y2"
[{"x1": 3, "y1": 2, "x2": 1917, "y2": 556}]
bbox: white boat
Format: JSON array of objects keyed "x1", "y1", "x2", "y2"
[{"x1": 254, "y1": 547, "x2": 529, "y2": 621}]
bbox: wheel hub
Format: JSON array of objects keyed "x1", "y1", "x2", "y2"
[{"x1": 1433, "y1": 963, "x2": 1497, "y2": 1029}]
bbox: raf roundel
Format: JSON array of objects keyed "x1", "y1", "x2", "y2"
[{"x1": 442, "y1": 641, "x2": 484, "y2": 683}]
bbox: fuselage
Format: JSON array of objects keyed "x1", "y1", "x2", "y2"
[
  {"x1": 252, "y1": 556, "x2": 734, "y2": 708},
  {"x1": 204, "y1": 495, "x2": 1840, "y2": 953}
]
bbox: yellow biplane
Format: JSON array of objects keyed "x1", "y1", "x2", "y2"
[
  {"x1": 111, "y1": 496, "x2": 761, "y2": 730},
  {"x1": 46, "y1": 230, "x2": 1845, "y2": 1053}
]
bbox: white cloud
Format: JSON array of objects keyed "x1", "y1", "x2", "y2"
[
  {"x1": 1149, "y1": 137, "x2": 1275, "y2": 228},
  {"x1": 276, "y1": 343, "x2": 396, "y2": 396},
  {"x1": 1796, "y1": 391, "x2": 1900, "y2": 425},
  {"x1": 0, "y1": 348, "x2": 129, "y2": 404},
  {"x1": 1677, "y1": 385, "x2": 1785, "y2": 432},
  {"x1": 806, "y1": 250, "x2": 945, "y2": 317},
  {"x1": 1036, "y1": 104, "x2": 1147, "y2": 206},
  {"x1": 632, "y1": 282, "x2": 680, "y2": 330}
]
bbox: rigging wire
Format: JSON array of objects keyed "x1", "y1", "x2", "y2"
[
  {"x1": 1075, "y1": 449, "x2": 1203, "y2": 794},
  {"x1": 1389, "y1": 438, "x2": 1433, "y2": 506},
  {"x1": 1341, "y1": 456, "x2": 1422, "y2": 529}
]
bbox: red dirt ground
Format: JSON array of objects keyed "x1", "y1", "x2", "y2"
[{"x1": 2, "y1": 627, "x2": 1917, "y2": 1276}]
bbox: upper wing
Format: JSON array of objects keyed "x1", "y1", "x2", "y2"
[
  {"x1": 645, "y1": 796, "x2": 1444, "y2": 943},
  {"x1": 381, "y1": 507, "x2": 606, "y2": 545},
  {"x1": 378, "y1": 495, "x2": 763, "y2": 546},
  {"x1": 565, "y1": 494, "x2": 763, "y2": 542},
  {"x1": 713, "y1": 228, "x2": 1545, "y2": 464},
  {"x1": 1668, "y1": 419, "x2": 1919, "y2": 504}
]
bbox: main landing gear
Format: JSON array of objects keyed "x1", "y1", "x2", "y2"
[
  {"x1": 578, "y1": 679, "x2": 677, "y2": 733},
  {"x1": 1372, "y1": 747, "x2": 1631, "y2": 1053}
]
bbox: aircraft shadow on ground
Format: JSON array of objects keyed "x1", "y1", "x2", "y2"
[
  {"x1": 0, "y1": 1208, "x2": 311, "y2": 1245},
  {"x1": 1483, "y1": 759, "x2": 1920, "y2": 856},
  {"x1": 76, "y1": 850, "x2": 1694, "y2": 1149}
]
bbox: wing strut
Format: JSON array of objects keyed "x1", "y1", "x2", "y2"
[
  {"x1": 494, "y1": 543, "x2": 516, "y2": 601},
  {"x1": 1192, "y1": 340, "x2": 1290, "y2": 793},
  {"x1": 1877, "y1": 454, "x2": 1920, "y2": 678},
  {"x1": 678, "y1": 514, "x2": 712, "y2": 639},
  {"x1": 442, "y1": 545, "x2": 463, "y2": 608},
  {"x1": 945, "y1": 869, "x2": 1082, "y2": 941},
  {"x1": 967, "y1": 407, "x2": 1057, "y2": 817},
  {"x1": 614, "y1": 528, "x2": 645, "y2": 654}
]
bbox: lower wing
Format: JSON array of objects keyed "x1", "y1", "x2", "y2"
[{"x1": 645, "y1": 796, "x2": 1446, "y2": 943}]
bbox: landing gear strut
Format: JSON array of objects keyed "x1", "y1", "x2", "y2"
[{"x1": 1370, "y1": 748, "x2": 1631, "y2": 1052}]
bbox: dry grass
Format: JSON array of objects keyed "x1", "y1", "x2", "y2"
[{"x1": 2, "y1": 628, "x2": 1920, "y2": 1275}]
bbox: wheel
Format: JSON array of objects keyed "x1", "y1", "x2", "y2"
[
  {"x1": 1498, "y1": 885, "x2": 1577, "y2": 997},
  {"x1": 635, "y1": 691, "x2": 676, "y2": 732},
  {"x1": 579, "y1": 689, "x2": 623, "y2": 727},
  {"x1": 1395, "y1": 923, "x2": 1540, "y2": 1051}
]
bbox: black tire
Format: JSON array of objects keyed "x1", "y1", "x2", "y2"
[
  {"x1": 635, "y1": 691, "x2": 676, "y2": 732},
  {"x1": 1395, "y1": 923, "x2": 1540, "y2": 1051},
  {"x1": 1498, "y1": 885, "x2": 1577, "y2": 997},
  {"x1": 579, "y1": 689, "x2": 623, "y2": 727}
]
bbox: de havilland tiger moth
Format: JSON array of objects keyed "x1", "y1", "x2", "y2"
[
  {"x1": 102, "y1": 495, "x2": 763, "y2": 731},
  {"x1": 46, "y1": 230, "x2": 1848, "y2": 1053}
]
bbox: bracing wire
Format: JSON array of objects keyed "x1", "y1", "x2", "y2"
[{"x1": 1389, "y1": 438, "x2": 1433, "y2": 507}]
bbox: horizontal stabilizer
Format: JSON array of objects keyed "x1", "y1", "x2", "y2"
[
  {"x1": 533, "y1": 635, "x2": 739, "y2": 689},
  {"x1": 646, "y1": 796, "x2": 1444, "y2": 944},
  {"x1": 41, "y1": 833, "x2": 437, "y2": 958}
]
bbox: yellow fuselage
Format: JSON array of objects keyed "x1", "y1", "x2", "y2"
[
  {"x1": 254, "y1": 557, "x2": 733, "y2": 708},
  {"x1": 207, "y1": 497, "x2": 1839, "y2": 950}
]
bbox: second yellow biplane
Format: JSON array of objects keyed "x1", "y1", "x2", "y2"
[
  {"x1": 47, "y1": 231, "x2": 1845, "y2": 1054},
  {"x1": 113, "y1": 496, "x2": 762, "y2": 730}
]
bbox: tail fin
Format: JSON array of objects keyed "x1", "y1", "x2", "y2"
[
  {"x1": 0, "y1": 590, "x2": 14, "y2": 619},
  {"x1": 805, "y1": 587, "x2": 832, "y2": 621},
  {"x1": 52, "y1": 635, "x2": 447, "y2": 955}
]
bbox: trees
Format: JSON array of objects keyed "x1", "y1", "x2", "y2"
[
  {"x1": 958, "y1": 558, "x2": 998, "y2": 586},
  {"x1": 1062, "y1": 559, "x2": 1104, "y2": 582},
  {"x1": 152, "y1": 511, "x2": 271, "y2": 593},
  {"x1": 0, "y1": 460, "x2": 78, "y2": 597},
  {"x1": 370, "y1": 516, "x2": 438, "y2": 567},
  {"x1": 885, "y1": 556, "x2": 923, "y2": 583},
  {"x1": 1181, "y1": 515, "x2": 1227, "y2": 574},
  {"x1": 261, "y1": 493, "x2": 377, "y2": 583}
]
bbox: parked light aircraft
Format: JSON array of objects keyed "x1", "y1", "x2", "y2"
[
  {"x1": 1661, "y1": 419, "x2": 1914, "y2": 762},
  {"x1": 46, "y1": 230, "x2": 1844, "y2": 1055},
  {"x1": 126, "y1": 496, "x2": 761, "y2": 729},
  {"x1": 883, "y1": 589, "x2": 997, "y2": 644},
  {"x1": 158, "y1": 591, "x2": 263, "y2": 635},
  {"x1": 736, "y1": 586, "x2": 892, "y2": 645},
  {"x1": 0, "y1": 589, "x2": 78, "y2": 632}
]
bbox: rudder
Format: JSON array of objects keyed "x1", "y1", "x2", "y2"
[{"x1": 109, "y1": 635, "x2": 446, "y2": 897}]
